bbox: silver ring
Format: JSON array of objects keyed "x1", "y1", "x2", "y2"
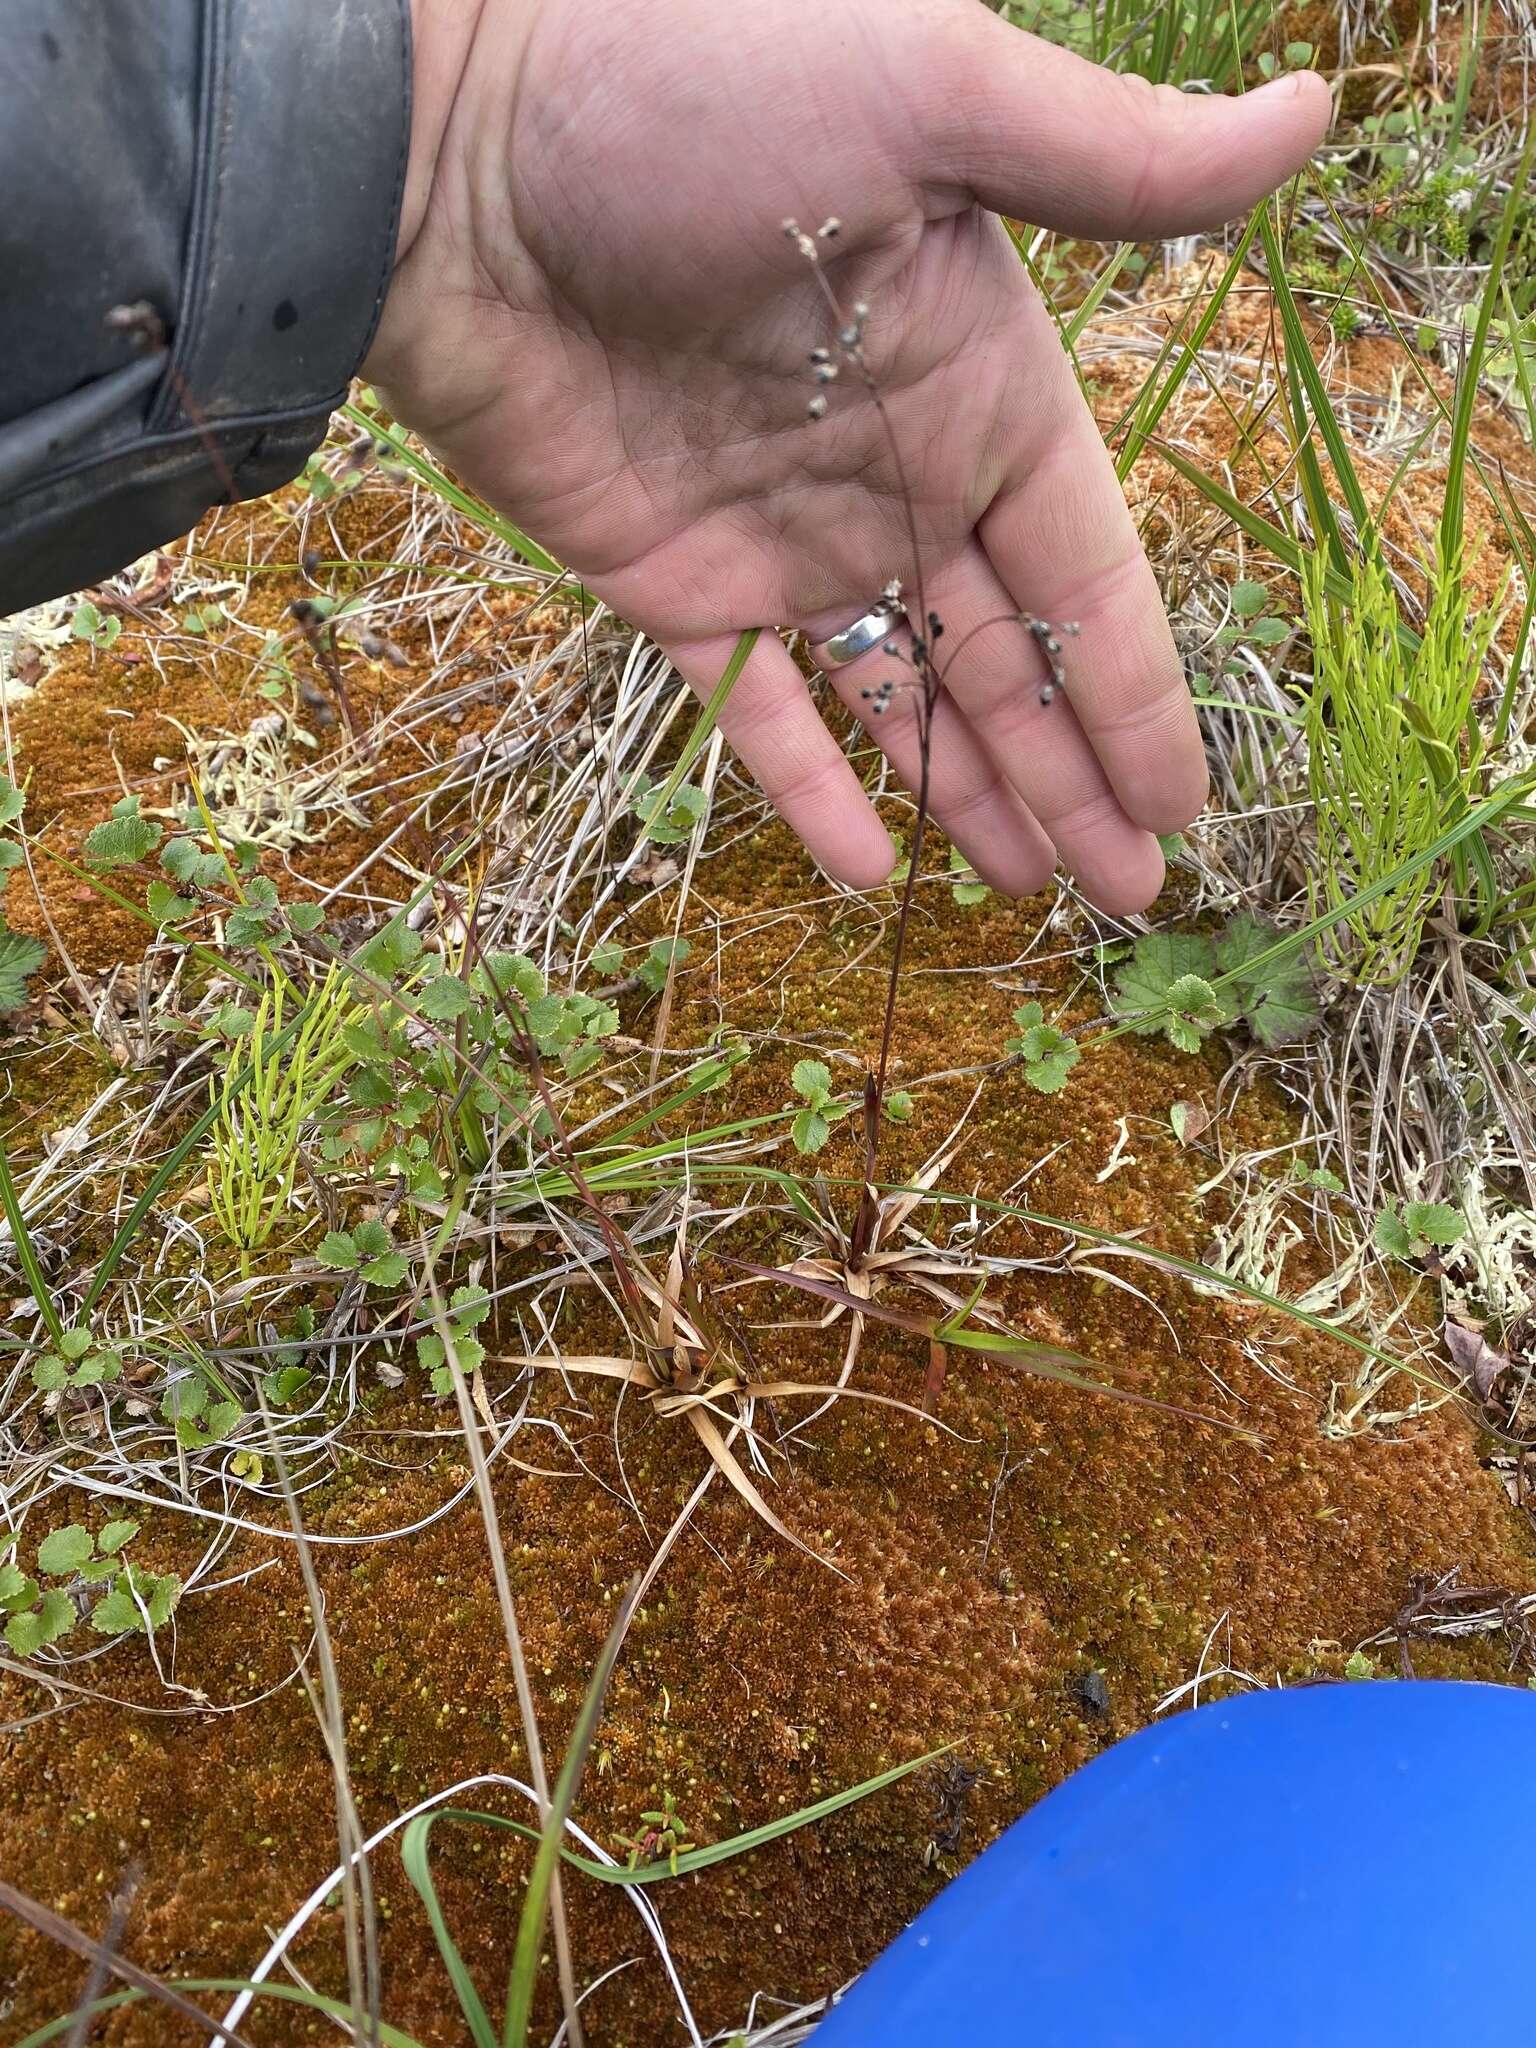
[{"x1": 820, "y1": 596, "x2": 905, "y2": 668}]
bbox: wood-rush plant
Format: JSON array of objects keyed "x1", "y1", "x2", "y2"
[
  {"x1": 717, "y1": 223, "x2": 1239, "y2": 1432},
  {"x1": 782, "y1": 215, "x2": 1080, "y2": 1262}
]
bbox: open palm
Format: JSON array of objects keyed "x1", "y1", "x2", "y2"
[{"x1": 369, "y1": 0, "x2": 1328, "y2": 911}]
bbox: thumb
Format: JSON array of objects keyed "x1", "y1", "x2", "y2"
[{"x1": 913, "y1": 15, "x2": 1331, "y2": 240}]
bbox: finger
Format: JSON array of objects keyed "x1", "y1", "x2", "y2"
[
  {"x1": 914, "y1": 16, "x2": 1330, "y2": 240},
  {"x1": 893, "y1": 556, "x2": 1168, "y2": 918},
  {"x1": 979, "y1": 394, "x2": 1209, "y2": 838},
  {"x1": 664, "y1": 631, "x2": 895, "y2": 890},
  {"x1": 808, "y1": 619, "x2": 1056, "y2": 900}
]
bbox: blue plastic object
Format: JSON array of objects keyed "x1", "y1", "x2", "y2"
[{"x1": 815, "y1": 1680, "x2": 1536, "y2": 2045}]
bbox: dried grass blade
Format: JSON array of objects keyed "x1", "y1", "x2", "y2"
[{"x1": 684, "y1": 1406, "x2": 845, "y2": 1576}]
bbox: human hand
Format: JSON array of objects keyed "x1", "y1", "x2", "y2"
[{"x1": 368, "y1": 0, "x2": 1328, "y2": 912}]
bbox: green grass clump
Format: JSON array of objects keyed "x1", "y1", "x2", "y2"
[
  {"x1": 1010, "y1": 0, "x2": 1278, "y2": 92},
  {"x1": 1302, "y1": 538, "x2": 1501, "y2": 984}
]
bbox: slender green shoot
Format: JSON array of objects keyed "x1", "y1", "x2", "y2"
[
  {"x1": 634, "y1": 629, "x2": 759, "y2": 838},
  {"x1": 1014, "y1": 0, "x2": 1277, "y2": 91},
  {"x1": 207, "y1": 970, "x2": 359, "y2": 1278},
  {"x1": 0, "y1": 1137, "x2": 64, "y2": 1345},
  {"x1": 14, "y1": 1982, "x2": 429, "y2": 2048},
  {"x1": 1115, "y1": 207, "x2": 1264, "y2": 481},
  {"x1": 397, "y1": 1741, "x2": 944, "y2": 2048},
  {"x1": 501, "y1": 1580, "x2": 639, "y2": 2048},
  {"x1": 343, "y1": 399, "x2": 563, "y2": 577},
  {"x1": 1302, "y1": 537, "x2": 1504, "y2": 981}
]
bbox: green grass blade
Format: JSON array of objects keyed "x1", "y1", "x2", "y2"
[
  {"x1": 1303, "y1": 167, "x2": 1536, "y2": 591},
  {"x1": 343, "y1": 401, "x2": 563, "y2": 577},
  {"x1": 1443, "y1": 124, "x2": 1536, "y2": 554},
  {"x1": 1008, "y1": 232, "x2": 1133, "y2": 396},
  {"x1": 985, "y1": 1200, "x2": 1431, "y2": 1384},
  {"x1": 0, "y1": 1136, "x2": 65, "y2": 1344},
  {"x1": 1152, "y1": 441, "x2": 1421, "y2": 651},
  {"x1": 1503, "y1": 280, "x2": 1536, "y2": 448},
  {"x1": 1495, "y1": 475, "x2": 1536, "y2": 747},
  {"x1": 1063, "y1": 245, "x2": 1135, "y2": 348},
  {"x1": 1190, "y1": 693, "x2": 1303, "y2": 724},
  {"x1": 617, "y1": 1744, "x2": 949, "y2": 1880},
  {"x1": 1443, "y1": 4, "x2": 1491, "y2": 194},
  {"x1": 14, "y1": 1982, "x2": 428, "y2": 2048},
  {"x1": 1460, "y1": 824, "x2": 1502, "y2": 938},
  {"x1": 1258, "y1": 202, "x2": 1371, "y2": 556},
  {"x1": 1115, "y1": 208, "x2": 1263, "y2": 481},
  {"x1": 638, "y1": 629, "x2": 759, "y2": 833},
  {"x1": 401, "y1": 1746, "x2": 945, "y2": 1896},
  {"x1": 502, "y1": 1580, "x2": 640, "y2": 2048},
  {"x1": 1154, "y1": 442, "x2": 1312, "y2": 572},
  {"x1": 591, "y1": 1066, "x2": 771, "y2": 1149},
  {"x1": 400, "y1": 1816, "x2": 500, "y2": 2048}
]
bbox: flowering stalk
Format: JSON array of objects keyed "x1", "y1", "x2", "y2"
[{"x1": 784, "y1": 217, "x2": 1078, "y2": 1264}]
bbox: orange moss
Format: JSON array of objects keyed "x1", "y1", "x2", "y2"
[
  {"x1": 5, "y1": 479, "x2": 579, "y2": 971},
  {"x1": 3, "y1": 809, "x2": 1535, "y2": 2044},
  {"x1": 1278, "y1": 1, "x2": 1533, "y2": 124}
]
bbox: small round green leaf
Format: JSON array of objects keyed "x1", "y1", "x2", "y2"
[{"x1": 37, "y1": 1525, "x2": 93, "y2": 1576}]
